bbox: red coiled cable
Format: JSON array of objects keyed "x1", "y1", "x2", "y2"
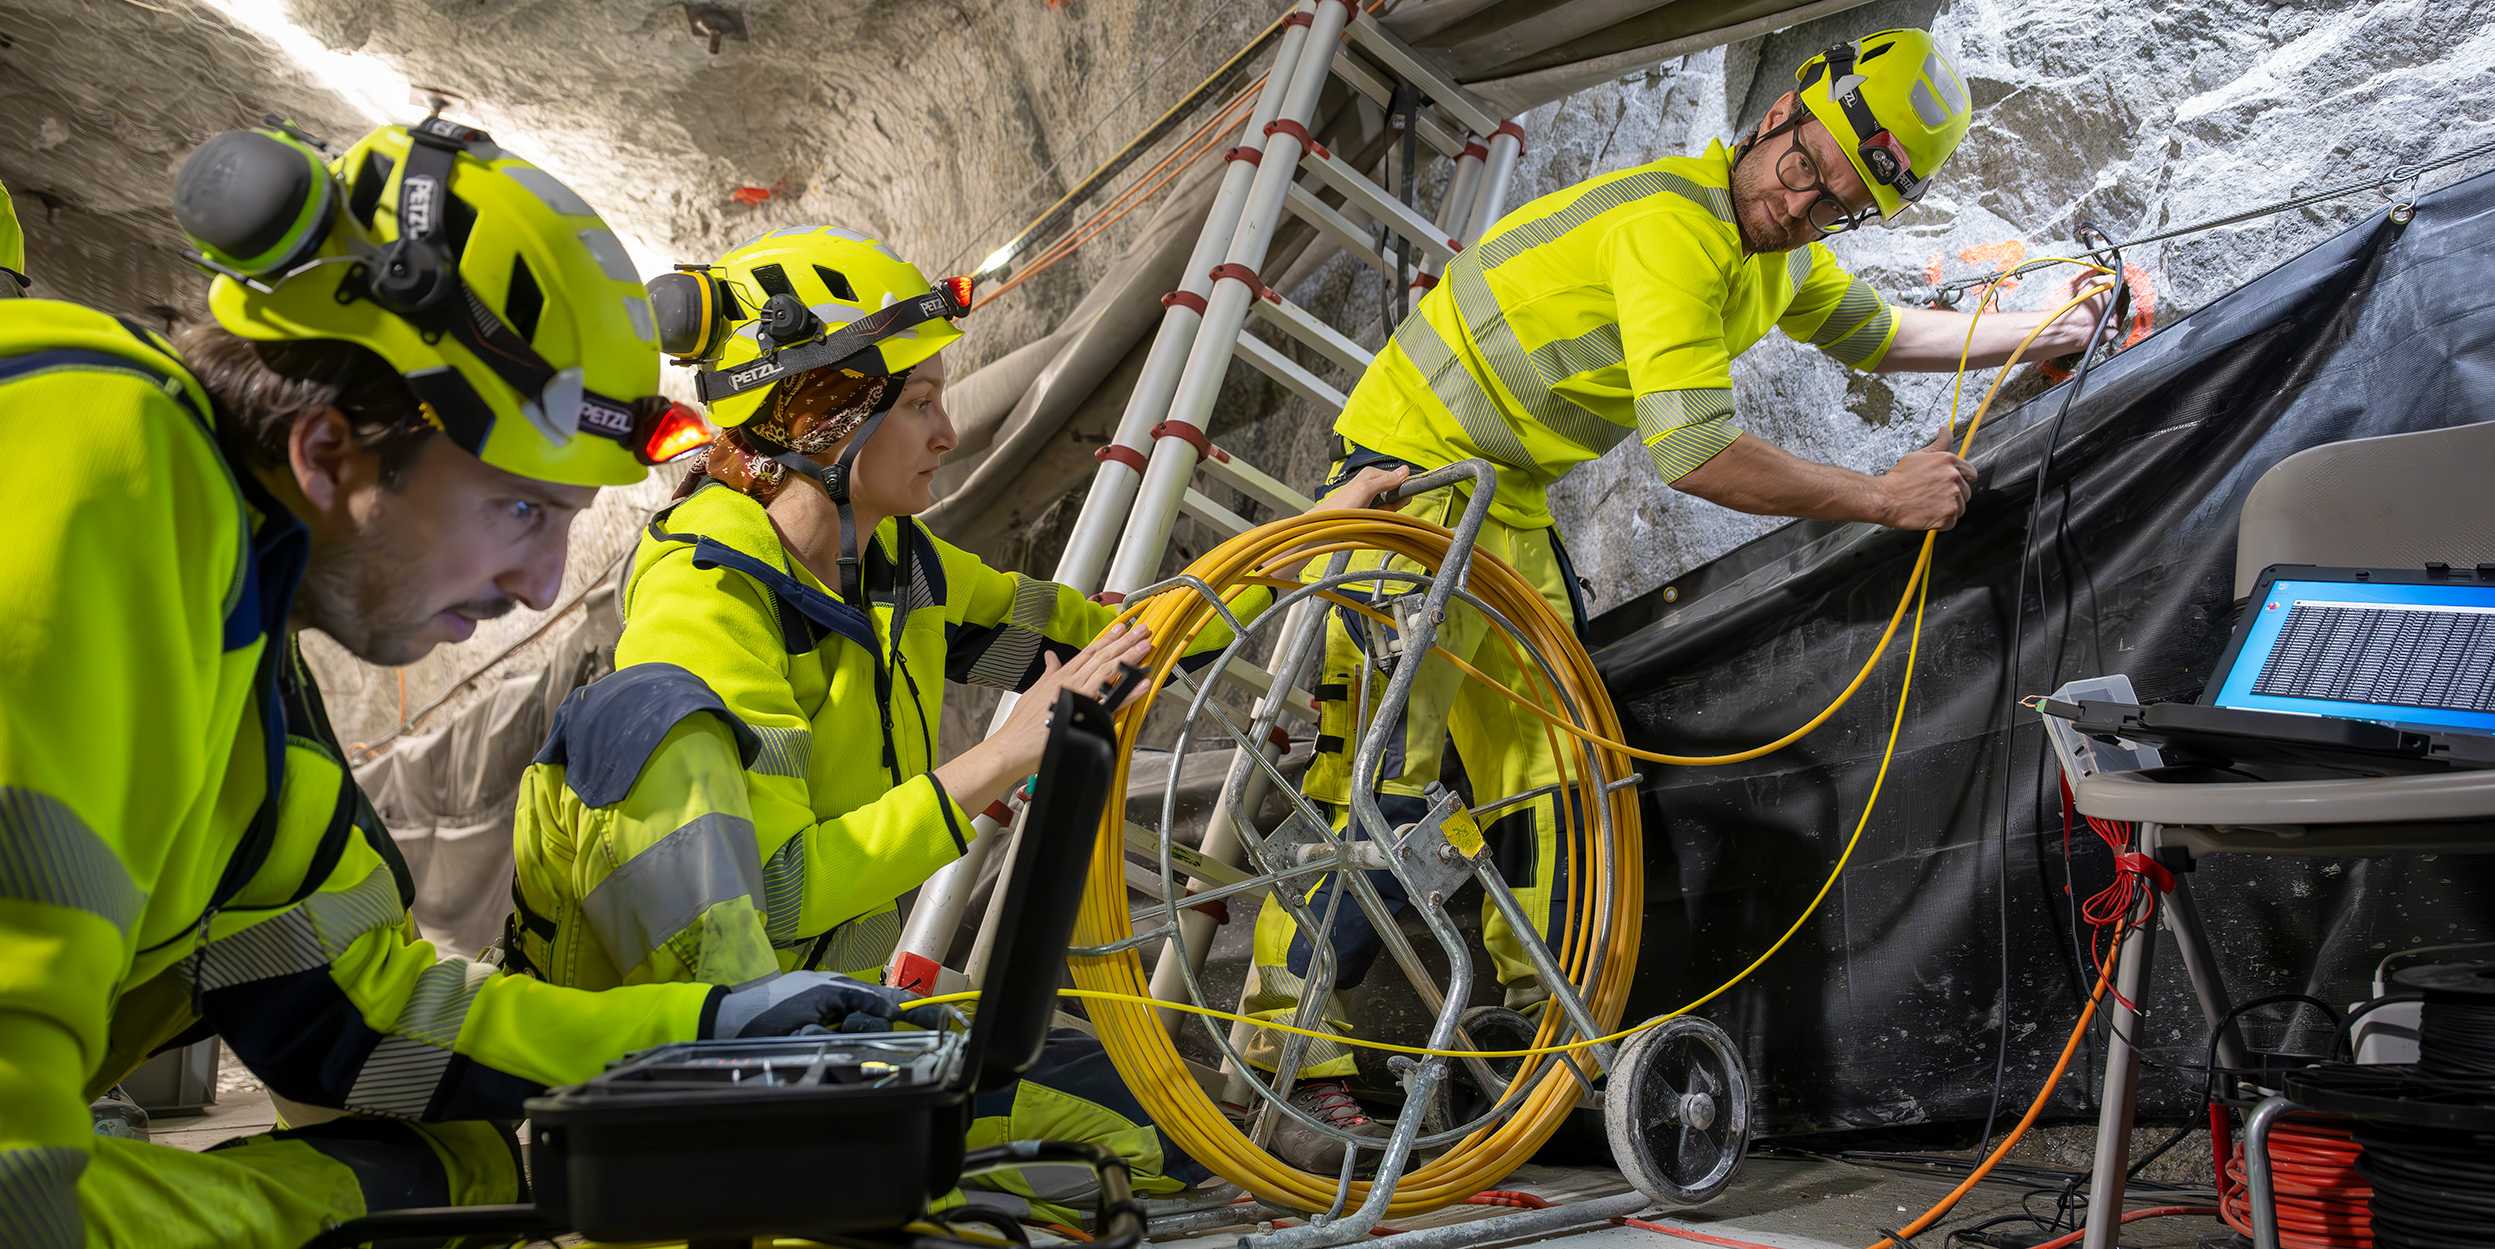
[{"x1": 2220, "y1": 1116, "x2": 2374, "y2": 1249}]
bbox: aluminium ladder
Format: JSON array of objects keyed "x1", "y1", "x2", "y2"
[{"x1": 890, "y1": 0, "x2": 1527, "y2": 1001}]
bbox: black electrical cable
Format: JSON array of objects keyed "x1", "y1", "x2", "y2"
[
  {"x1": 2417, "y1": 994, "x2": 2495, "y2": 1077},
  {"x1": 2352, "y1": 1120, "x2": 2495, "y2": 1249},
  {"x1": 2342, "y1": 992, "x2": 2424, "y2": 1037},
  {"x1": 2126, "y1": 1119, "x2": 2199, "y2": 1180},
  {"x1": 1969, "y1": 232, "x2": 2129, "y2": 1165},
  {"x1": 2206, "y1": 993, "x2": 2352, "y2": 1092}
]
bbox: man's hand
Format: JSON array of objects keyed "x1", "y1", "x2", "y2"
[
  {"x1": 709, "y1": 971, "x2": 950, "y2": 1037},
  {"x1": 2047, "y1": 271, "x2": 2116, "y2": 356},
  {"x1": 1875, "y1": 428, "x2": 1977, "y2": 531},
  {"x1": 1305, "y1": 464, "x2": 1412, "y2": 515}
]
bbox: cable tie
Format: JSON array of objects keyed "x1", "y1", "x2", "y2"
[{"x1": 2115, "y1": 851, "x2": 2175, "y2": 894}]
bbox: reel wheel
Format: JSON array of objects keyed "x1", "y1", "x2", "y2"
[{"x1": 1604, "y1": 1016, "x2": 1750, "y2": 1206}]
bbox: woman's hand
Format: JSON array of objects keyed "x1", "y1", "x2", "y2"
[
  {"x1": 1305, "y1": 464, "x2": 1412, "y2": 515},
  {"x1": 935, "y1": 623, "x2": 1154, "y2": 815}
]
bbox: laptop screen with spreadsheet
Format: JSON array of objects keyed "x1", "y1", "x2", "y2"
[{"x1": 2207, "y1": 569, "x2": 2495, "y2": 736}]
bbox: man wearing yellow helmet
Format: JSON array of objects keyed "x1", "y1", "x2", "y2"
[
  {"x1": 1249, "y1": 28, "x2": 2121, "y2": 1171},
  {"x1": 0, "y1": 122, "x2": 933, "y2": 1249}
]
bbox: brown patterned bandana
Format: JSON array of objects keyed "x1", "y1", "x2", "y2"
[{"x1": 676, "y1": 366, "x2": 906, "y2": 503}]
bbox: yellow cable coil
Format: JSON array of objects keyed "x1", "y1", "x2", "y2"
[
  {"x1": 1072, "y1": 510, "x2": 1640, "y2": 1214},
  {"x1": 1063, "y1": 273, "x2": 2114, "y2": 1214}
]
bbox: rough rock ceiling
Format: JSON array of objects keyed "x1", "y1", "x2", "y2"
[{"x1": 0, "y1": 0, "x2": 1277, "y2": 368}]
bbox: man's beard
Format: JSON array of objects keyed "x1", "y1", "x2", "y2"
[
  {"x1": 296, "y1": 513, "x2": 513, "y2": 667},
  {"x1": 1729, "y1": 146, "x2": 1812, "y2": 255}
]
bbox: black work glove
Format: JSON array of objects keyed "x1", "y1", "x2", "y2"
[{"x1": 702, "y1": 971, "x2": 949, "y2": 1038}]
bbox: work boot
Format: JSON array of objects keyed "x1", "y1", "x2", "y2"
[
  {"x1": 1271, "y1": 1079, "x2": 1393, "y2": 1174},
  {"x1": 89, "y1": 1085, "x2": 149, "y2": 1141}
]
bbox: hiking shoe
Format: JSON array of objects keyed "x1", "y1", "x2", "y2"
[{"x1": 1271, "y1": 1078, "x2": 1392, "y2": 1174}]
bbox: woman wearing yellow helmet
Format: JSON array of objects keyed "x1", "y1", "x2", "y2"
[{"x1": 503, "y1": 225, "x2": 1401, "y2": 1220}]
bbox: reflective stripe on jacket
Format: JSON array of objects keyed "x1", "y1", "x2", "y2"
[
  {"x1": 1334, "y1": 139, "x2": 1900, "y2": 527},
  {"x1": 0, "y1": 301, "x2": 713, "y2": 1249}
]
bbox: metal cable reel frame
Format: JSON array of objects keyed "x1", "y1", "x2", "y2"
[
  {"x1": 1117, "y1": 556, "x2": 1619, "y2": 1153},
  {"x1": 1065, "y1": 462, "x2": 1650, "y2": 1221}
]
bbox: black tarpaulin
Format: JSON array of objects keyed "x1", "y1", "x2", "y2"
[{"x1": 1587, "y1": 169, "x2": 2495, "y2": 1135}]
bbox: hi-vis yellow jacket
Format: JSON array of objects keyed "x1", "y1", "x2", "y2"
[
  {"x1": 507, "y1": 481, "x2": 1259, "y2": 991},
  {"x1": 0, "y1": 302, "x2": 714, "y2": 1249},
  {"x1": 1336, "y1": 139, "x2": 1901, "y2": 528}
]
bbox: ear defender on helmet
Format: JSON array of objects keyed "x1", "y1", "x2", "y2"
[
  {"x1": 648, "y1": 267, "x2": 738, "y2": 362},
  {"x1": 174, "y1": 126, "x2": 337, "y2": 282}
]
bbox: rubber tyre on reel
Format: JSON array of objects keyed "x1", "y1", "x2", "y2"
[{"x1": 1603, "y1": 1016, "x2": 1751, "y2": 1206}]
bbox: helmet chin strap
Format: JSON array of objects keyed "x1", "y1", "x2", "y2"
[{"x1": 768, "y1": 374, "x2": 908, "y2": 606}]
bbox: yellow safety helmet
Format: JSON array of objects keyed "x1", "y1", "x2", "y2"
[
  {"x1": 174, "y1": 118, "x2": 705, "y2": 487},
  {"x1": 1794, "y1": 29, "x2": 1973, "y2": 221},
  {"x1": 0, "y1": 178, "x2": 27, "y2": 291},
  {"x1": 648, "y1": 225, "x2": 970, "y2": 430}
]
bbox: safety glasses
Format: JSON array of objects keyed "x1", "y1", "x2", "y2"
[{"x1": 1775, "y1": 130, "x2": 1879, "y2": 235}]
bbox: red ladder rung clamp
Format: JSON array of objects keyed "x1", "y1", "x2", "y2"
[
  {"x1": 1263, "y1": 118, "x2": 1328, "y2": 160},
  {"x1": 1152, "y1": 418, "x2": 1212, "y2": 456},
  {"x1": 1094, "y1": 444, "x2": 1148, "y2": 472},
  {"x1": 1160, "y1": 289, "x2": 1209, "y2": 314},
  {"x1": 1207, "y1": 262, "x2": 1267, "y2": 297}
]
